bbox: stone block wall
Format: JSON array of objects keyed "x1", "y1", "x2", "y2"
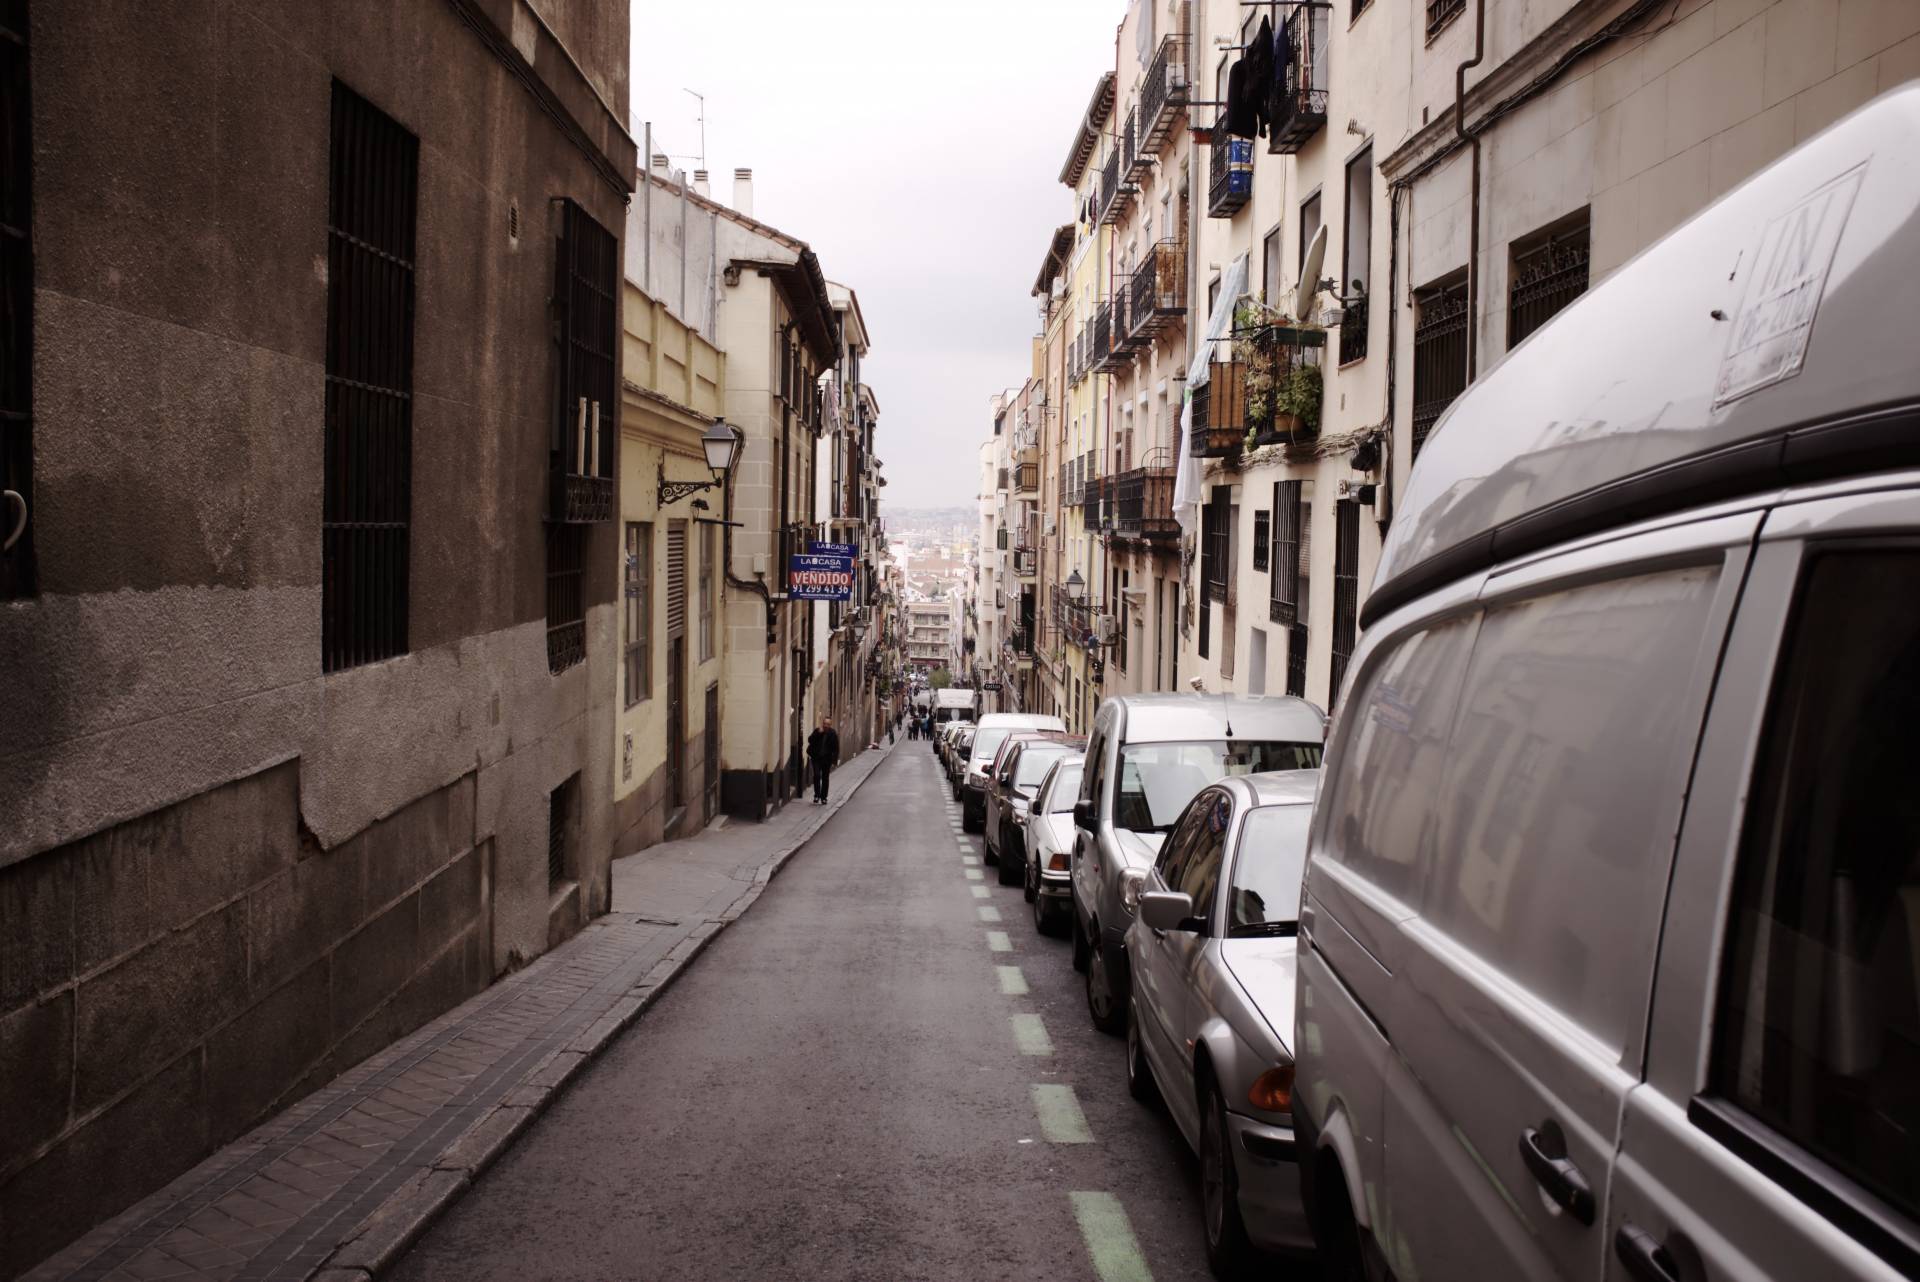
[{"x1": 0, "y1": 762, "x2": 489, "y2": 1276}]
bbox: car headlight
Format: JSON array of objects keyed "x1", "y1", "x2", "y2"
[
  {"x1": 1248, "y1": 1063, "x2": 1294, "y2": 1114},
  {"x1": 1120, "y1": 868, "x2": 1146, "y2": 914}
]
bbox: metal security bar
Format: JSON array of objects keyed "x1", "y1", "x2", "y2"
[
  {"x1": 1287, "y1": 481, "x2": 1313, "y2": 697},
  {"x1": 1427, "y1": 0, "x2": 1466, "y2": 37},
  {"x1": 1411, "y1": 275, "x2": 1469, "y2": 460},
  {"x1": 1330, "y1": 500, "x2": 1360, "y2": 706},
  {"x1": 0, "y1": 0, "x2": 31, "y2": 599},
  {"x1": 1338, "y1": 293, "x2": 1369, "y2": 365},
  {"x1": 546, "y1": 523, "x2": 586, "y2": 673},
  {"x1": 1508, "y1": 220, "x2": 1591, "y2": 348},
  {"x1": 322, "y1": 82, "x2": 417, "y2": 672},
  {"x1": 552, "y1": 200, "x2": 616, "y2": 523}
]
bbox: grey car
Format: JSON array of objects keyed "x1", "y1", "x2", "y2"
[
  {"x1": 985, "y1": 737, "x2": 1080, "y2": 884},
  {"x1": 1128, "y1": 771, "x2": 1318, "y2": 1275}
]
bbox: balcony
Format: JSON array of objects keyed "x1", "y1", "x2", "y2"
[
  {"x1": 1240, "y1": 321, "x2": 1327, "y2": 446},
  {"x1": 1088, "y1": 474, "x2": 1115, "y2": 533},
  {"x1": 996, "y1": 466, "x2": 1008, "y2": 491},
  {"x1": 1090, "y1": 300, "x2": 1113, "y2": 371},
  {"x1": 1128, "y1": 241, "x2": 1186, "y2": 342},
  {"x1": 1013, "y1": 547, "x2": 1038, "y2": 579},
  {"x1": 1271, "y1": 8, "x2": 1330, "y2": 154},
  {"x1": 1190, "y1": 358, "x2": 1247, "y2": 458},
  {"x1": 1207, "y1": 135, "x2": 1253, "y2": 219},
  {"x1": 1138, "y1": 34, "x2": 1190, "y2": 155},
  {"x1": 1097, "y1": 147, "x2": 1134, "y2": 227},
  {"x1": 1123, "y1": 106, "x2": 1147, "y2": 180},
  {"x1": 1015, "y1": 460, "x2": 1039, "y2": 493},
  {"x1": 1112, "y1": 447, "x2": 1178, "y2": 543}
]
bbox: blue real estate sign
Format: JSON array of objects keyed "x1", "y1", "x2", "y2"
[
  {"x1": 809, "y1": 541, "x2": 857, "y2": 559},
  {"x1": 788, "y1": 552, "x2": 854, "y2": 601}
]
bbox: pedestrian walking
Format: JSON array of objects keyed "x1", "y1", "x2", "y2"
[{"x1": 807, "y1": 717, "x2": 839, "y2": 805}]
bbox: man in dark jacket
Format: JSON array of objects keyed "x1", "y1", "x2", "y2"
[{"x1": 807, "y1": 718, "x2": 840, "y2": 805}]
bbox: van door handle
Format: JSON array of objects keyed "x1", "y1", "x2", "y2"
[
  {"x1": 1518, "y1": 1126, "x2": 1595, "y2": 1224},
  {"x1": 1614, "y1": 1224, "x2": 1681, "y2": 1282}
]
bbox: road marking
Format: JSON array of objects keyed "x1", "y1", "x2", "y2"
[
  {"x1": 978, "y1": 906, "x2": 1003, "y2": 922},
  {"x1": 971, "y1": 885, "x2": 991, "y2": 898},
  {"x1": 1031, "y1": 1084, "x2": 1093, "y2": 1143},
  {"x1": 996, "y1": 964, "x2": 1027, "y2": 994},
  {"x1": 964, "y1": 868, "x2": 984, "y2": 881},
  {"x1": 961, "y1": 855, "x2": 980, "y2": 866},
  {"x1": 1011, "y1": 1013, "x2": 1053, "y2": 1055},
  {"x1": 986, "y1": 930, "x2": 1012, "y2": 952},
  {"x1": 1069, "y1": 1192, "x2": 1153, "y2": 1282}
]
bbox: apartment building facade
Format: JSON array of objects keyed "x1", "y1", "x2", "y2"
[{"x1": 0, "y1": 2, "x2": 634, "y2": 1271}]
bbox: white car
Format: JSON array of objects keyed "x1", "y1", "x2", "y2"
[{"x1": 1021, "y1": 754, "x2": 1083, "y2": 935}]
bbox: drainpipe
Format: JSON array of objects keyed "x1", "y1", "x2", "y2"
[{"x1": 1455, "y1": 0, "x2": 1486, "y2": 380}]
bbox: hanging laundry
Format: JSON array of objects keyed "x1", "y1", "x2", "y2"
[
  {"x1": 1223, "y1": 57, "x2": 1258, "y2": 138},
  {"x1": 1269, "y1": 13, "x2": 1295, "y2": 142},
  {"x1": 1243, "y1": 16, "x2": 1275, "y2": 138}
]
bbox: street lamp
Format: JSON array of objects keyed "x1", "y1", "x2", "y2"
[
  {"x1": 658, "y1": 420, "x2": 743, "y2": 506},
  {"x1": 1065, "y1": 569, "x2": 1086, "y2": 602}
]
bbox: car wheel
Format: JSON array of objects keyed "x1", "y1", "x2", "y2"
[
  {"x1": 1070, "y1": 911, "x2": 1091, "y2": 972},
  {"x1": 996, "y1": 834, "x2": 1021, "y2": 885},
  {"x1": 1313, "y1": 1155, "x2": 1374, "y2": 1282},
  {"x1": 1084, "y1": 940, "x2": 1124, "y2": 1035},
  {"x1": 1022, "y1": 854, "x2": 1038, "y2": 904},
  {"x1": 1031, "y1": 885, "x2": 1060, "y2": 936},
  {"x1": 1125, "y1": 996, "x2": 1160, "y2": 1106},
  {"x1": 1201, "y1": 1081, "x2": 1255, "y2": 1279},
  {"x1": 963, "y1": 803, "x2": 981, "y2": 834}
]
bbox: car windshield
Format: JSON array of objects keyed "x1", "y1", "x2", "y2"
[
  {"x1": 1226, "y1": 804, "x2": 1313, "y2": 936},
  {"x1": 969, "y1": 729, "x2": 1011, "y2": 767},
  {"x1": 1014, "y1": 746, "x2": 1069, "y2": 789},
  {"x1": 1044, "y1": 763, "x2": 1084, "y2": 813},
  {"x1": 1115, "y1": 740, "x2": 1321, "y2": 833}
]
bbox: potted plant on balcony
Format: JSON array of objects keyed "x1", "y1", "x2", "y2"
[{"x1": 1275, "y1": 362, "x2": 1323, "y2": 442}]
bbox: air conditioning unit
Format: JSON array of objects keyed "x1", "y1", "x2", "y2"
[{"x1": 1095, "y1": 613, "x2": 1120, "y2": 645}]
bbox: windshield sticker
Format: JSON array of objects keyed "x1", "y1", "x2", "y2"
[{"x1": 1714, "y1": 162, "x2": 1866, "y2": 409}]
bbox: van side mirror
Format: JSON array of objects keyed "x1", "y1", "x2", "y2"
[{"x1": 1073, "y1": 798, "x2": 1095, "y2": 830}]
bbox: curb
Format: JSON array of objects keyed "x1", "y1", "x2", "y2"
[{"x1": 314, "y1": 739, "x2": 902, "y2": 1278}]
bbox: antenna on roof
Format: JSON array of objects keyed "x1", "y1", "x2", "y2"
[{"x1": 682, "y1": 88, "x2": 707, "y2": 171}]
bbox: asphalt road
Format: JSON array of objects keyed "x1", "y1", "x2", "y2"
[{"x1": 392, "y1": 741, "x2": 1309, "y2": 1281}]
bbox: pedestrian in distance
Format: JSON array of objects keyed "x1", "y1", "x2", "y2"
[{"x1": 807, "y1": 717, "x2": 839, "y2": 805}]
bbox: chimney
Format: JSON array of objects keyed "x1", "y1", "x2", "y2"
[
  {"x1": 693, "y1": 169, "x2": 710, "y2": 198},
  {"x1": 733, "y1": 167, "x2": 754, "y2": 218},
  {"x1": 650, "y1": 154, "x2": 669, "y2": 184}
]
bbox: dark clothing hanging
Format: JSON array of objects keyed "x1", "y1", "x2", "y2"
[
  {"x1": 1244, "y1": 16, "x2": 1275, "y2": 137},
  {"x1": 1223, "y1": 57, "x2": 1258, "y2": 139},
  {"x1": 1269, "y1": 14, "x2": 1296, "y2": 144}
]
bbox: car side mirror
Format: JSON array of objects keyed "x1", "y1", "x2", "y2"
[
  {"x1": 1073, "y1": 798, "x2": 1095, "y2": 830},
  {"x1": 1139, "y1": 891, "x2": 1198, "y2": 932}
]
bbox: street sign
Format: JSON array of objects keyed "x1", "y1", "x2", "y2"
[
  {"x1": 789, "y1": 553, "x2": 853, "y2": 601},
  {"x1": 809, "y1": 540, "x2": 858, "y2": 559}
]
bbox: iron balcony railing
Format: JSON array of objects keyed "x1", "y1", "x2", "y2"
[
  {"x1": 1190, "y1": 359, "x2": 1247, "y2": 458},
  {"x1": 1129, "y1": 241, "x2": 1187, "y2": 341},
  {"x1": 1090, "y1": 300, "x2": 1112, "y2": 370},
  {"x1": 1122, "y1": 106, "x2": 1140, "y2": 178},
  {"x1": 1111, "y1": 447, "x2": 1178, "y2": 542},
  {"x1": 1338, "y1": 293, "x2": 1369, "y2": 364},
  {"x1": 1207, "y1": 134, "x2": 1253, "y2": 218},
  {"x1": 1271, "y1": 7, "x2": 1330, "y2": 155},
  {"x1": 1013, "y1": 547, "x2": 1037, "y2": 578},
  {"x1": 1098, "y1": 146, "x2": 1134, "y2": 226},
  {"x1": 1138, "y1": 34, "x2": 1190, "y2": 155}
]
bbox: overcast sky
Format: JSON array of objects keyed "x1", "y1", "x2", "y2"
[{"x1": 629, "y1": 0, "x2": 1124, "y2": 511}]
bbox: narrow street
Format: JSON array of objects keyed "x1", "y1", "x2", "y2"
[{"x1": 391, "y1": 741, "x2": 1258, "y2": 1282}]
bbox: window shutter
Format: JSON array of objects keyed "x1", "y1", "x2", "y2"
[{"x1": 667, "y1": 522, "x2": 687, "y2": 638}]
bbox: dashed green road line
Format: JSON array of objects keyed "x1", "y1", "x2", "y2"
[
  {"x1": 971, "y1": 885, "x2": 991, "y2": 898},
  {"x1": 1068, "y1": 1191, "x2": 1153, "y2": 1282},
  {"x1": 986, "y1": 930, "x2": 1012, "y2": 952},
  {"x1": 978, "y1": 906, "x2": 1003, "y2": 922},
  {"x1": 996, "y1": 964, "x2": 1027, "y2": 993},
  {"x1": 1031, "y1": 1084, "x2": 1092, "y2": 1143},
  {"x1": 1011, "y1": 1013, "x2": 1052, "y2": 1055},
  {"x1": 964, "y1": 868, "x2": 984, "y2": 881}
]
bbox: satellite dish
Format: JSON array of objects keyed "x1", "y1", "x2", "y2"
[{"x1": 1294, "y1": 224, "x2": 1328, "y2": 322}]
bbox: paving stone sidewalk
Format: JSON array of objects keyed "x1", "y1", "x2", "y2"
[{"x1": 27, "y1": 739, "x2": 904, "y2": 1282}]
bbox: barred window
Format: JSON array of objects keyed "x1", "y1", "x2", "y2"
[
  {"x1": 1, "y1": 0, "x2": 32, "y2": 600},
  {"x1": 1253, "y1": 509, "x2": 1271, "y2": 573},
  {"x1": 624, "y1": 522, "x2": 651, "y2": 704},
  {"x1": 1270, "y1": 482, "x2": 1300, "y2": 624},
  {"x1": 1330, "y1": 499, "x2": 1361, "y2": 706},
  {"x1": 552, "y1": 200, "x2": 616, "y2": 523},
  {"x1": 1287, "y1": 481, "x2": 1313, "y2": 699},
  {"x1": 1508, "y1": 211, "x2": 1591, "y2": 349},
  {"x1": 1412, "y1": 273, "x2": 1470, "y2": 460},
  {"x1": 699, "y1": 520, "x2": 716, "y2": 662},
  {"x1": 546, "y1": 523, "x2": 585, "y2": 674},
  {"x1": 322, "y1": 82, "x2": 417, "y2": 671}
]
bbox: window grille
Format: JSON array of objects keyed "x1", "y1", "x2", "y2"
[
  {"x1": 1269, "y1": 482, "x2": 1299, "y2": 623},
  {"x1": 699, "y1": 521, "x2": 716, "y2": 662},
  {"x1": 1330, "y1": 500, "x2": 1360, "y2": 706},
  {"x1": 1412, "y1": 275, "x2": 1470, "y2": 460},
  {"x1": 1202, "y1": 489, "x2": 1230, "y2": 605},
  {"x1": 1427, "y1": 0, "x2": 1466, "y2": 37},
  {"x1": 546, "y1": 523, "x2": 586, "y2": 673},
  {"x1": 0, "y1": 0, "x2": 31, "y2": 599},
  {"x1": 322, "y1": 83, "x2": 417, "y2": 672},
  {"x1": 551, "y1": 200, "x2": 615, "y2": 523},
  {"x1": 1287, "y1": 482, "x2": 1312, "y2": 698},
  {"x1": 548, "y1": 774, "x2": 576, "y2": 888},
  {"x1": 1508, "y1": 215, "x2": 1591, "y2": 349},
  {"x1": 624, "y1": 522, "x2": 651, "y2": 705},
  {"x1": 1253, "y1": 510, "x2": 1271, "y2": 573}
]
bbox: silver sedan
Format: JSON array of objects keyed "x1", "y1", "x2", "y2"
[
  {"x1": 1020, "y1": 755, "x2": 1083, "y2": 935},
  {"x1": 1125, "y1": 769, "x2": 1319, "y2": 1276}
]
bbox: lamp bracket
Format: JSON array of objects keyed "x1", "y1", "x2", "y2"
[{"x1": 658, "y1": 459, "x2": 723, "y2": 507}]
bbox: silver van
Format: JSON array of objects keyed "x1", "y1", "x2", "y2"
[
  {"x1": 959, "y1": 712, "x2": 1067, "y2": 832},
  {"x1": 1295, "y1": 87, "x2": 1920, "y2": 1282},
  {"x1": 1070, "y1": 694, "x2": 1323, "y2": 1036}
]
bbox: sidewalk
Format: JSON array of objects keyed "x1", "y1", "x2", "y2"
[{"x1": 27, "y1": 739, "x2": 904, "y2": 1282}]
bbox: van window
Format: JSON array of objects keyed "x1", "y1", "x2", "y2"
[
  {"x1": 1115, "y1": 740, "x2": 1321, "y2": 833},
  {"x1": 1712, "y1": 548, "x2": 1920, "y2": 1223},
  {"x1": 1431, "y1": 565, "x2": 1721, "y2": 1053},
  {"x1": 1314, "y1": 615, "x2": 1478, "y2": 905}
]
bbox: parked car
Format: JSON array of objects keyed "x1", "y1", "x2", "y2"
[
  {"x1": 961, "y1": 713, "x2": 1066, "y2": 831},
  {"x1": 985, "y1": 736, "x2": 1082, "y2": 882},
  {"x1": 1295, "y1": 88, "x2": 1920, "y2": 1282},
  {"x1": 979, "y1": 730, "x2": 1063, "y2": 853},
  {"x1": 947, "y1": 726, "x2": 977, "y2": 800},
  {"x1": 1071, "y1": 694, "x2": 1323, "y2": 1034},
  {"x1": 1023, "y1": 755, "x2": 1083, "y2": 936},
  {"x1": 937, "y1": 719, "x2": 969, "y2": 771},
  {"x1": 1128, "y1": 770, "x2": 1318, "y2": 1275}
]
